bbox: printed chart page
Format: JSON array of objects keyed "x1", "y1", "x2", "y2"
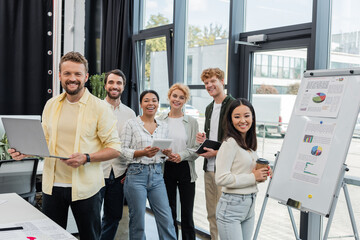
[{"x1": 295, "y1": 76, "x2": 347, "y2": 118}]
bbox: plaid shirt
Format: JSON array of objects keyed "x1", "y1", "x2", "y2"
[{"x1": 120, "y1": 116, "x2": 169, "y2": 164}]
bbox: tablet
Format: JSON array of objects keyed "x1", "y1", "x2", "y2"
[
  {"x1": 151, "y1": 139, "x2": 173, "y2": 157},
  {"x1": 151, "y1": 139, "x2": 172, "y2": 149}
]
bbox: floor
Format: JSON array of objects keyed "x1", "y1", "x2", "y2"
[
  {"x1": 115, "y1": 205, "x2": 210, "y2": 240},
  {"x1": 37, "y1": 191, "x2": 209, "y2": 240}
]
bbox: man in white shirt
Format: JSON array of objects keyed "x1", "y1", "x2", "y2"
[
  {"x1": 100, "y1": 69, "x2": 136, "y2": 240},
  {"x1": 196, "y1": 68, "x2": 234, "y2": 240}
]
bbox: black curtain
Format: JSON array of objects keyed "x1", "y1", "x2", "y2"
[
  {"x1": 0, "y1": 0, "x2": 53, "y2": 115},
  {"x1": 101, "y1": 0, "x2": 137, "y2": 112},
  {"x1": 85, "y1": 0, "x2": 101, "y2": 77}
]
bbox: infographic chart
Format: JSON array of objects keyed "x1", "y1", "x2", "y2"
[
  {"x1": 295, "y1": 76, "x2": 347, "y2": 118},
  {"x1": 311, "y1": 146, "x2": 322, "y2": 156},
  {"x1": 292, "y1": 121, "x2": 335, "y2": 184},
  {"x1": 312, "y1": 93, "x2": 326, "y2": 103}
]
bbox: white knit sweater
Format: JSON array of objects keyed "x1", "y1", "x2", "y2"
[{"x1": 215, "y1": 137, "x2": 259, "y2": 195}]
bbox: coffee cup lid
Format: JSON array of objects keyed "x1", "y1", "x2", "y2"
[{"x1": 256, "y1": 158, "x2": 269, "y2": 164}]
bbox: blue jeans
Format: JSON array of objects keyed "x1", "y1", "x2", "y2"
[
  {"x1": 99, "y1": 170, "x2": 125, "y2": 240},
  {"x1": 42, "y1": 187, "x2": 102, "y2": 240},
  {"x1": 124, "y1": 163, "x2": 177, "y2": 240},
  {"x1": 216, "y1": 192, "x2": 256, "y2": 240}
]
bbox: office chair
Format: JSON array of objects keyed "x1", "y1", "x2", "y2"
[{"x1": 0, "y1": 158, "x2": 39, "y2": 205}]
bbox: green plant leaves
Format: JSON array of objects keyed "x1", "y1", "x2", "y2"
[
  {"x1": 89, "y1": 73, "x2": 106, "y2": 99},
  {"x1": 0, "y1": 133, "x2": 10, "y2": 160}
]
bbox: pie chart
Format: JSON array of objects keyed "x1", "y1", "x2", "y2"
[
  {"x1": 312, "y1": 92, "x2": 326, "y2": 103},
  {"x1": 311, "y1": 146, "x2": 322, "y2": 156}
]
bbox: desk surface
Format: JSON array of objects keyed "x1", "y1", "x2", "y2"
[{"x1": 0, "y1": 193, "x2": 76, "y2": 239}]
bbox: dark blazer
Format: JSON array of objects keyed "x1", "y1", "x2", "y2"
[{"x1": 203, "y1": 94, "x2": 235, "y2": 171}]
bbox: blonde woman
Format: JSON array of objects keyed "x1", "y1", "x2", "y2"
[{"x1": 157, "y1": 83, "x2": 199, "y2": 240}]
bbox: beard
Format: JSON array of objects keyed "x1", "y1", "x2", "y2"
[
  {"x1": 106, "y1": 89, "x2": 122, "y2": 100},
  {"x1": 63, "y1": 80, "x2": 84, "y2": 95}
]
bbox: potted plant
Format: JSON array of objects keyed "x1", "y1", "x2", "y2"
[
  {"x1": 0, "y1": 133, "x2": 11, "y2": 160},
  {"x1": 89, "y1": 73, "x2": 106, "y2": 100}
]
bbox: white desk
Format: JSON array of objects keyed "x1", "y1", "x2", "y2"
[
  {"x1": 0, "y1": 193, "x2": 76, "y2": 239},
  {"x1": 35, "y1": 161, "x2": 78, "y2": 234}
]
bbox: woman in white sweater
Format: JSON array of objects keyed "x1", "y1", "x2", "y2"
[{"x1": 215, "y1": 98, "x2": 271, "y2": 240}]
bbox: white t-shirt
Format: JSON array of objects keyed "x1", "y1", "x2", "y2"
[
  {"x1": 101, "y1": 100, "x2": 136, "y2": 178},
  {"x1": 167, "y1": 117, "x2": 187, "y2": 154},
  {"x1": 207, "y1": 103, "x2": 221, "y2": 171}
]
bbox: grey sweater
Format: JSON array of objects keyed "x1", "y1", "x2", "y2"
[{"x1": 157, "y1": 113, "x2": 200, "y2": 182}]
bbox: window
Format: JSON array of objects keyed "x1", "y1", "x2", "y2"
[
  {"x1": 330, "y1": 0, "x2": 360, "y2": 184},
  {"x1": 261, "y1": 54, "x2": 269, "y2": 77},
  {"x1": 185, "y1": 0, "x2": 230, "y2": 85},
  {"x1": 245, "y1": 0, "x2": 313, "y2": 31},
  {"x1": 143, "y1": 0, "x2": 173, "y2": 30},
  {"x1": 253, "y1": 50, "x2": 307, "y2": 97},
  {"x1": 329, "y1": 0, "x2": 360, "y2": 69},
  {"x1": 271, "y1": 56, "x2": 278, "y2": 78},
  {"x1": 187, "y1": 56, "x2": 193, "y2": 83},
  {"x1": 133, "y1": 24, "x2": 173, "y2": 110},
  {"x1": 183, "y1": 1, "x2": 231, "y2": 232}
]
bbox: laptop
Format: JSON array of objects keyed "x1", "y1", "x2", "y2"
[{"x1": 1, "y1": 117, "x2": 69, "y2": 159}]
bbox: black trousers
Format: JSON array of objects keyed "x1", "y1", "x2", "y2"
[
  {"x1": 164, "y1": 161, "x2": 196, "y2": 240},
  {"x1": 42, "y1": 187, "x2": 102, "y2": 240},
  {"x1": 99, "y1": 170, "x2": 126, "y2": 240}
]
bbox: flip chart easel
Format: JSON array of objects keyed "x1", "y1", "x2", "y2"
[{"x1": 253, "y1": 68, "x2": 360, "y2": 240}]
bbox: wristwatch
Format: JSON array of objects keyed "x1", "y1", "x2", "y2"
[{"x1": 84, "y1": 153, "x2": 91, "y2": 165}]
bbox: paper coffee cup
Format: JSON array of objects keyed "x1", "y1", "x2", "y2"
[{"x1": 256, "y1": 158, "x2": 269, "y2": 170}]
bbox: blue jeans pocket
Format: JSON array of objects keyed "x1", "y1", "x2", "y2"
[
  {"x1": 154, "y1": 163, "x2": 163, "y2": 174},
  {"x1": 217, "y1": 193, "x2": 253, "y2": 222},
  {"x1": 127, "y1": 164, "x2": 143, "y2": 175},
  {"x1": 227, "y1": 195, "x2": 245, "y2": 206}
]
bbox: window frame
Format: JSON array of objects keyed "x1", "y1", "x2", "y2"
[
  {"x1": 237, "y1": 23, "x2": 313, "y2": 100},
  {"x1": 132, "y1": 24, "x2": 174, "y2": 104}
]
